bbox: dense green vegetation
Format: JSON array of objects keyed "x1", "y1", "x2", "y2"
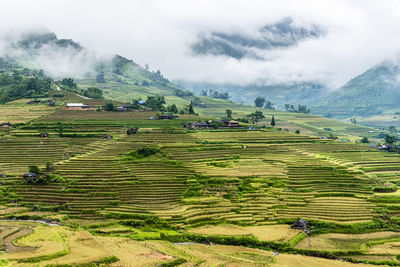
[{"x1": 0, "y1": 71, "x2": 52, "y2": 103}]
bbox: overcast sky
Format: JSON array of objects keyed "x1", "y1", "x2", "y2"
[{"x1": 1, "y1": 0, "x2": 400, "y2": 87}]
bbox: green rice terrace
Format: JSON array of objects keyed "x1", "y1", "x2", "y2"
[{"x1": 1, "y1": 94, "x2": 400, "y2": 266}]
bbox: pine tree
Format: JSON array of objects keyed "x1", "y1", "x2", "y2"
[
  {"x1": 271, "y1": 115, "x2": 275, "y2": 127},
  {"x1": 188, "y1": 100, "x2": 195, "y2": 114}
]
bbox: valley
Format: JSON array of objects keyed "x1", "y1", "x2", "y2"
[{"x1": 0, "y1": 89, "x2": 399, "y2": 266}]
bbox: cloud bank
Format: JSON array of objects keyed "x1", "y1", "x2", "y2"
[{"x1": 0, "y1": 0, "x2": 400, "y2": 87}]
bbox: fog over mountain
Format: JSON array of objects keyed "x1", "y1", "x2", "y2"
[
  {"x1": 0, "y1": 30, "x2": 109, "y2": 78},
  {"x1": 191, "y1": 17, "x2": 325, "y2": 60},
  {"x1": 1, "y1": 0, "x2": 400, "y2": 88}
]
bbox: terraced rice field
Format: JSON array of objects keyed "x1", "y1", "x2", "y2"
[
  {"x1": 3, "y1": 95, "x2": 400, "y2": 266},
  {"x1": 0, "y1": 99, "x2": 56, "y2": 124},
  {"x1": 188, "y1": 224, "x2": 301, "y2": 242},
  {"x1": 0, "y1": 127, "x2": 388, "y2": 225}
]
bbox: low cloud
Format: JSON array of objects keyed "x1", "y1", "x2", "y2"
[{"x1": 0, "y1": 0, "x2": 400, "y2": 88}]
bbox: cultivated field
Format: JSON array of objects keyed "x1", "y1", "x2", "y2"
[{"x1": 1, "y1": 91, "x2": 400, "y2": 265}]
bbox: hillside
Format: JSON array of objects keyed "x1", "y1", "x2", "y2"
[
  {"x1": 0, "y1": 91, "x2": 399, "y2": 265},
  {"x1": 0, "y1": 31, "x2": 187, "y2": 104},
  {"x1": 313, "y1": 61, "x2": 400, "y2": 118},
  {"x1": 2, "y1": 31, "x2": 400, "y2": 266}
]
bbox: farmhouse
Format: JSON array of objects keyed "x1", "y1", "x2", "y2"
[
  {"x1": 221, "y1": 120, "x2": 241, "y2": 128},
  {"x1": 47, "y1": 99, "x2": 55, "y2": 106},
  {"x1": 158, "y1": 114, "x2": 177, "y2": 120},
  {"x1": 103, "y1": 134, "x2": 112, "y2": 139},
  {"x1": 120, "y1": 104, "x2": 134, "y2": 109},
  {"x1": 117, "y1": 104, "x2": 135, "y2": 111},
  {"x1": 63, "y1": 103, "x2": 96, "y2": 111},
  {"x1": 292, "y1": 219, "x2": 309, "y2": 230},
  {"x1": 23, "y1": 173, "x2": 38, "y2": 181},
  {"x1": 40, "y1": 132, "x2": 49, "y2": 138},
  {"x1": 227, "y1": 121, "x2": 240, "y2": 128},
  {"x1": 184, "y1": 121, "x2": 210, "y2": 129},
  {"x1": 127, "y1": 127, "x2": 139, "y2": 135}
]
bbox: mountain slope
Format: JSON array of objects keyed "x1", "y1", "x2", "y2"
[
  {"x1": 0, "y1": 31, "x2": 187, "y2": 103},
  {"x1": 313, "y1": 61, "x2": 400, "y2": 118}
]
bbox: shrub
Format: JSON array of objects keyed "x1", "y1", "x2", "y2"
[
  {"x1": 122, "y1": 146, "x2": 164, "y2": 160},
  {"x1": 28, "y1": 165, "x2": 40, "y2": 174},
  {"x1": 373, "y1": 183, "x2": 397, "y2": 193}
]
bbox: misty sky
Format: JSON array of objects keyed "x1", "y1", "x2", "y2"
[{"x1": 1, "y1": 0, "x2": 400, "y2": 88}]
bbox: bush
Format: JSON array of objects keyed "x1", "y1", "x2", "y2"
[
  {"x1": 105, "y1": 101, "x2": 115, "y2": 111},
  {"x1": 373, "y1": 183, "x2": 397, "y2": 192},
  {"x1": 122, "y1": 146, "x2": 163, "y2": 160},
  {"x1": 28, "y1": 165, "x2": 40, "y2": 174}
]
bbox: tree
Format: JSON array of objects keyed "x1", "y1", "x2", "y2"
[
  {"x1": 271, "y1": 115, "x2": 275, "y2": 127},
  {"x1": 105, "y1": 101, "x2": 115, "y2": 111},
  {"x1": 254, "y1": 97, "x2": 266, "y2": 108},
  {"x1": 83, "y1": 87, "x2": 103, "y2": 99},
  {"x1": 201, "y1": 90, "x2": 208, "y2": 96},
  {"x1": 385, "y1": 134, "x2": 398, "y2": 145},
  {"x1": 167, "y1": 104, "x2": 178, "y2": 114},
  {"x1": 247, "y1": 111, "x2": 265, "y2": 123},
  {"x1": 45, "y1": 161, "x2": 54, "y2": 171},
  {"x1": 210, "y1": 90, "x2": 229, "y2": 99},
  {"x1": 295, "y1": 129, "x2": 300, "y2": 134},
  {"x1": 60, "y1": 78, "x2": 77, "y2": 88},
  {"x1": 264, "y1": 101, "x2": 274, "y2": 110},
  {"x1": 360, "y1": 137, "x2": 370, "y2": 143},
  {"x1": 350, "y1": 118, "x2": 357, "y2": 124},
  {"x1": 226, "y1": 109, "x2": 232, "y2": 120},
  {"x1": 389, "y1": 126, "x2": 397, "y2": 133},
  {"x1": 29, "y1": 165, "x2": 40, "y2": 174},
  {"x1": 297, "y1": 105, "x2": 310, "y2": 114},
  {"x1": 188, "y1": 100, "x2": 195, "y2": 114},
  {"x1": 145, "y1": 96, "x2": 165, "y2": 111},
  {"x1": 142, "y1": 80, "x2": 150, "y2": 86}
]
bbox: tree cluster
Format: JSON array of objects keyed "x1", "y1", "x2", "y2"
[
  {"x1": 174, "y1": 88, "x2": 193, "y2": 97},
  {"x1": 201, "y1": 90, "x2": 230, "y2": 100},
  {"x1": 83, "y1": 87, "x2": 103, "y2": 99},
  {"x1": 145, "y1": 95, "x2": 166, "y2": 111},
  {"x1": 0, "y1": 71, "x2": 52, "y2": 103},
  {"x1": 284, "y1": 104, "x2": 310, "y2": 114},
  {"x1": 60, "y1": 78, "x2": 77, "y2": 89},
  {"x1": 254, "y1": 97, "x2": 275, "y2": 110}
]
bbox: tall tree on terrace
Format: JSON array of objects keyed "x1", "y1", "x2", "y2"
[
  {"x1": 271, "y1": 115, "x2": 275, "y2": 127},
  {"x1": 188, "y1": 100, "x2": 195, "y2": 114}
]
